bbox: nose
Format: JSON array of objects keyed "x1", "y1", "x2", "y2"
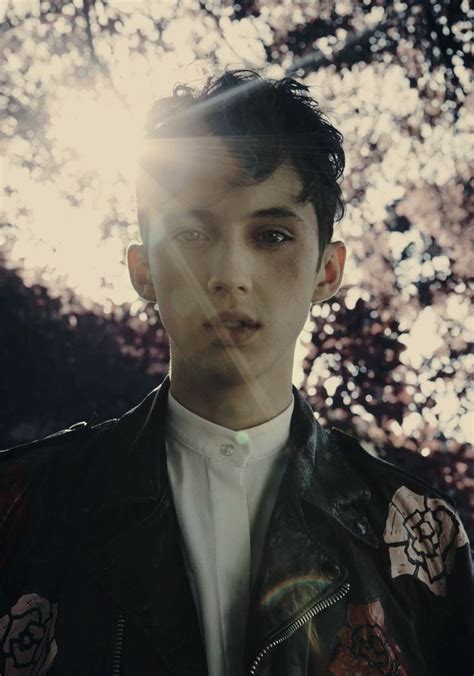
[{"x1": 207, "y1": 241, "x2": 252, "y2": 295}]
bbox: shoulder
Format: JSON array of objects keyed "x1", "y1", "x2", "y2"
[
  {"x1": 0, "y1": 417, "x2": 118, "y2": 470},
  {"x1": 0, "y1": 416, "x2": 120, "y2": 511},
  {"x1": 330, "y1": 426, "x2": 457, "y2": 508},
  {"x1": 0, "y1": 417, "x2": 119, "y2": 571},
  {"x1": 331, "y1": 427, "x2": 472, "y2": 602},
  {"x1": 331, "y1": 426, "x2": 472, "y2": 572}
]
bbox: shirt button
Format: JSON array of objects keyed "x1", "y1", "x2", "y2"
[{"x1": 220, "y1": 443, "x2": 235, "y2": 457}]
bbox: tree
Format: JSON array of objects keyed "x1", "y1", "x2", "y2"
[{"x1": 1, "y1": 0, "x2": 472, "y2": 540}]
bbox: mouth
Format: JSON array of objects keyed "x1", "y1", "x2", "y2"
[{"x1": 203, "y1": 322, "x2": 260, "y2": 346}]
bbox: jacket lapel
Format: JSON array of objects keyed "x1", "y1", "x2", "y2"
[
  {"x1": 80, "y1": 376, "x2": 379, "y2": 674},
  {"x1": 82, "y1": 376, "x2": 208, "y2": 674},
  {"x1": 244, "y1": 386, "x2": 379, "y2": 668}
]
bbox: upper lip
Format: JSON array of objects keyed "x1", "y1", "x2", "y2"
[{"x1": 204, "y1": 311, "x2": 260, "y2": 327}]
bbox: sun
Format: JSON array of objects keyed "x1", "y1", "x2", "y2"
[{"x1": 51, "y1": 88, "x2": 142, "y2": 183}]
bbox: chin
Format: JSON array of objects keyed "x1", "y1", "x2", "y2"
[
  {"x1": 202, "y1": 363, "x2": 251, "y2": 388},
  {"x1": 190, "y1": 352, "x2": 260, "y2": 388}
]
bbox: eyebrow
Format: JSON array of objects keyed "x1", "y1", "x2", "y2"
[
  {"x1": 171, "y1": 205, "x2": 308, "y2": 230},
  {"x1": 249, "y1": 207, "x2": 307, "y2": 227}
]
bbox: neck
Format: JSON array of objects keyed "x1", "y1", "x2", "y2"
[{"x1": 169, "y1": 367, "x2": 293, "y2": 431}]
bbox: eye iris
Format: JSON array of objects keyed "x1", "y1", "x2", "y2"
[
  {"x1": 181, "y1": 230, "x2": 201, "y2": 241},
  {"x1": 176, "y1": 229, "x2": 289, "y2": 244},
  {"x1": 263, "y1": 230, "x2": 285, "y2": 243}
]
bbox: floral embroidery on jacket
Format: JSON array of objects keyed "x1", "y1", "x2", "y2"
[
  {"x1": 0, "y1": 593, "x2": 58, "y2": 676},
  {"x1": 328, "y1": 599, "x2": 409, "y2": 675},
  {"x1": 383, "y1": 485, "x2": 468, "y2": 597}
]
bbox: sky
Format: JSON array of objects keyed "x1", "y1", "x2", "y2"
[{"x1": 1, "y1": 0, "x2": 472, "y2": 446}]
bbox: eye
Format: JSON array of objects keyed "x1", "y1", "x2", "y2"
[
  {"x1": 173, "y1": 229, "x2": 206, "y2": 243},
  {"x1": 172, "y1": 227, "x2": 293, "y2": 247},
  {"x1": 257, "y1": 229, "x2": 293, "y2": 246}
]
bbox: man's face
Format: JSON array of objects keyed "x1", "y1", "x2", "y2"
[{"x1": 131, "y1": 135, "x2": 340, "y2": 389}]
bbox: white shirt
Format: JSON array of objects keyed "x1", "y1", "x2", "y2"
[{"x1": 165, "y1": 390, "x2": 295, "y2": 676}]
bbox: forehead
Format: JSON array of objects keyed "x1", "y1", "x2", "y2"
[{"x1": 138, "y1": 134, "x2": 312, "y2": 222}]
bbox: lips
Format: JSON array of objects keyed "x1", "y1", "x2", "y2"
[
  {"x1": 203, "y1": 310, "x2": 260, "y2": 329},
  {"x1": 203, "y1": 311, "x2": 261, "y2": 346},
  {"x1": 204, "y1": 324, "x2": 260, "y2": 346}
]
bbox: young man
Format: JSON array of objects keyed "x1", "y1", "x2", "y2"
[{"x1": 1, "y1": 70, "x2": 472, "y2": 676}]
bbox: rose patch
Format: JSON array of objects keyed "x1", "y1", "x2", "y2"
[
  {"x1": 0, "y1": 593, "x2": 58, "y2": 676},
  {"x1": 329, "y1": 598, "x2": 409, "y2": 675},
  {"x1": 383, "y1": 485, "x2": 469, "y2": 597}
]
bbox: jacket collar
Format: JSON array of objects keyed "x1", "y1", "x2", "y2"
[
  {"x1": 83, "y1": 375, "x2": 378, "y2": 546},
  {"x1": 243, "y1": 381, "x2": 379, "y2": 667},
  {"x1": 81, "y1": 375, "x2": 378, "y2": 672},
  {"x1": 82, "y1": 377, "x2": 208, "y2": 674},
  {"x1": 286, "y1": 383, "x2": 379, "y2": 549}
]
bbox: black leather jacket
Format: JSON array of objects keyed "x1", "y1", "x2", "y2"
[{"x1": 1, "y1": 376, "x2": 472, "y2": 675}]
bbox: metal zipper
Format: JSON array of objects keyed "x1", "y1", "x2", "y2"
[
  {"x1": 110, "y1": 611, "x2": 126, "y2": 676},
  {"x1": 248, "y1": 581, "x2": 350, "y2": 675}
]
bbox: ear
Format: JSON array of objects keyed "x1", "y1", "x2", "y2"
[
  {"x1": 127, "y1": 243, "x2": 156, "y2": 301},
  {"x1": 311, "y1": 240, "x2": 346, "y2": 304}
]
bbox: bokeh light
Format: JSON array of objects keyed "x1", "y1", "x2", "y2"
[{"x1": 1, "y1": 0, "x2": 472, "y2": 536}]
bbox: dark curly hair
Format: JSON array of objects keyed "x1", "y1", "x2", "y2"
[{"x1": 139, "y1": 68, "x2": 345, "y2": 271}]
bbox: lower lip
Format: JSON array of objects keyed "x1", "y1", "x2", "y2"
[{"x1": 204, "y1": 324, "x2": 260, "y2": 346}]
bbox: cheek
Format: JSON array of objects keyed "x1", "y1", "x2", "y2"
[
  {"x1": 156, "y1": 243, "x2": 205, "y2": 287},
  {"x1": 278, "y1": 258, "x2": 299, "y2": 281},
  {"x1": 272, "y1": 259, "x2": 315, "y2": 324},
  {"x1": 149, "y1": 240, "x2": 182, "y2": 286},
  {"x1": 151, "y1": 251, "x2": 205, "y2": 328},
  {"x1": 272, "y1": 256, "x2": 313, "y2": 297},
  {"x1": 162, "y1": 287, "x2": 196, "y2": 324}
]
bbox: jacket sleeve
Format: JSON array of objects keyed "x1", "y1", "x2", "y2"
[
  {"x1": 0, "y1": 452, "x2": 31, "y2": 580},
  {"x1": 434, "y1": 516, "x2": 474, "y2": 676},
  {"x1": 0, "y1": 439, "x2": 62, "y2": 676},
  {"x1": 0, "y1": 426, "x2": 88, "y2": 590}
]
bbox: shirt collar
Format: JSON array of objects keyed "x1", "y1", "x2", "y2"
[
  {"x1": 82, "y1": 375, "x2": 378, "y2": 552},
  {"x1": 165, "y1": 390, "x2": 295, "y2": 468}
]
